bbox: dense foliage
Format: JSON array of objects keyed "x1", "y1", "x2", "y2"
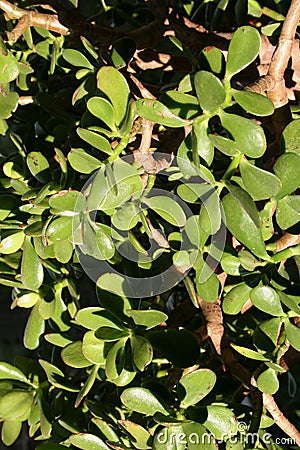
[{"x1": 0, "y1": 0, "x2": 300, "y2": 448}]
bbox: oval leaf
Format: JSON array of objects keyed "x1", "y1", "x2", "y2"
[
  {"x1": 250, "y1": 286, "x2": 284, "y2": 316},
  {"x1": 257, "y1": 368, "x2": 279, "y2": 394},
  {"x1": 77, "y1": 128, "x2": 113, "y2": 155},
  {"x1": 144, "y1": 196, "x2": 186, "y2": 227},
  {"x1": 178, "y1": 368, "x2": 216, "y2": 407},
  {"x1": 239, "y1": 158, "x2": 281, "y2": 200},
  {"x1": 135, "y1": 99, "x2": 190, "y2": 128},
  {"x1": 194, "y1": 71, "x2": 226, "y2": 113},
  {"x1": 21, "y1": 236, "x2": 43, "y2": 290},
  {"x1": 120, "y1": 387, "x2": 169, "y2": 416},
  {"x1": 69, "y1": 433, "x2": 110, "y2": 450},
  {"x1": 233, "y1": 89, "x2": 274, "y2": 116},
  {"x1": 225, "y1": 26, "x2": 260, "y2": 79}
]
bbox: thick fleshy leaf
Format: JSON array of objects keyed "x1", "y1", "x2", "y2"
[
  {"x1": 97, "y1": 66, "x2": 130, "y2": 126},
  {"x1": 147, "y1": 329, "x2": 199, "y2": 367},
  {"x1": 27, "y1": 152, "x2": 51, "y2": 183},
  {"x1": 193, "y1": 118, "x2": 214, "y2": 165},
  {"x1": 121, "y1": 387, "x2": 169, "y2": 416},
  {"x1": 95, "y1": 326, "x2": 130, "y2": 341},
  {"x1": 23, "y1": 303, "x2": 45, "y2": 350},
  {"x1": 178, "y1": 368, "x2": 216, "y2": 407},
  {"x1": 276, "y1": 196, "x2": 300, "y2": 230},
  {"x1": 220, "y1": 111, "x2": 266, "y2": 158},
  {"x1": 222, "y1": 283, "x2": 252, "y2": 315},
  {"x1": 77, "y1": 128, "x2": 113, "y2": 155},
  {"x1": 75, "y1": 307, "x2": 124, "y2": 331},
  {"x1": 61, "y1": 341, "x2": 91, "y2": 368},
  {"x1": 16, "y1": 291, "x2": 40, "y2": 308},
  {"x1": 68, "y1": 148, "x2": 102, "y2": 174},
  {"x1": 239, "y1": 158, "x2": 281, "y2": 200},
  {"x1": 135, "y1": 99, "x2": 190, "y2": 128},
  {"x1": 281, "y1": 119, "x2": 300, "y2": 155},
  {"x1": 63, "y1": 49, "x2": 93, "y2": 69},
  {"x1": 54, "y1": 239, "x2": 73, "y2": 263},
  {"x1": 196, "y1": 270, "x2": 220, "y2": 302},
  {"x1": 0, "y1": 195, "x2": 19, "y2": 221},
  {"x1": 111, "y1": 37, "x2": 136, "y2": 69},
  {"x1": 0, "y1": 91, "x2": 19, "y2": 119},
  {"x1": 0, "y1": 231, "x2": 24, "y2": 255},
  {"x1": 194, "y1": 71, "x2": 226, "y2": 113},
  {"x1": 143, "y1": 196, "x2": 186, "y2": 227},
  {"x1": 46, "y1": 216, "x2": 75, "y2": 243},
  {"x1": 127, "y1": 309, "x2": 168, "y2": 329},
  {"x1": 250, "y1": 286, "x2": 284, "y2": 316},
  {"x1": 222, "y1": 185, "x2": 268, "y2": 259},
  {"x1": 39, "y1": 360, "x2": 79, "y2": 392},
  {"x1": 87, "y1": 97, "x2": 117, "y2": 131},
  {"x1": 257, "y1": 368, "x2": 279, "y2": 394},
  {"x1": 160, "y1": 90, "x2": 200, "y2": 119},
  {"x1": 49, "y1": 190, "x2": 85, "y2": 214},
  {"x1": 199, "y1": 46, "x2": 225, "y2": 77},
  {"x1": 82, "y1": 331, "x2": 106, "y2": 365},
  {"x1": 1, "y1": 420, "x2": 22, "y2": 446},
  {"x1": 285, "y1": 321, "x2": 300, "y2": 351},
  {"x1": 111, "y1": 202, "x2": 140, "y2": 231},
  {"x1": 199, "y1": 189, "x2": 221, "y2": 235},
  {"x1": 21, "y1": 237, "x2": 43, "y2": 290},
  {"x1": 208, "y1": 134, "x2": 240, "y2": 156},
  {"x1": 130, "y1": 335, "x2": 153, "y2": 371},
  {"x1": 0, "y1": 363, "x2": 30, "y2": 384},
  {"x1": 69, "y1": 433, "x2": 110, "y2": 450},
  {"x1": 0, "y1": 390, "x2": 33, "y2": 420},
  {"x1": 225, "y1": 26, "x2": 260, "y2": 79},
  {"x1": 0, "y1": 51, "x2": 19, "y2": 83},
  {"x1": 202, "y1": 405, "x2": 238, "y2": 440},
  {"x1": 254, "y1": 318, "x2": 282, "y2": 354},
  {"x1": 231, "y1": 344, "x2": 270, "y2": 361},
  {"x1": 273, "y1": 153, "x2": 300, "y2": 199},
  {"x1": 119, "y1": 420, "x2": 151, "y2": 450},
  {"x1": 233, "y1": 89, "x2": 274, "y2": 116}
]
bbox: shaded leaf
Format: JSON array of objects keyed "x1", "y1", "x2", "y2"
[
  {"x1": 225, "y1": 26, "x2": 260, "y2": 79},
  {"x1": 135, "y1": 99, "x2": 190, "y2": 128},
  {"x1": 178, "y1": 368, "x2": 216, "y2": 407}
]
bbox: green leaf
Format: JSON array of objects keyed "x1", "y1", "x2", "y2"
[
  {"x1": 178, "y1": 368, "x2": 216, "y2": 407},
  {"x1": 281, "y1": 119, "x2": 300, "y2": 155},
  {"x1": 127, "y1": 309, "x2": 168, "y2": 329},
  {"x1": 144, "y1": 196, "x2": 186, "y2": 227},
  {"x1": 61, "y1": 341, "x2": 91, "y2": 368},
  {"x1": 81, "y1": 217, "x2": 115, "y2": 260},
  {"x1": 239, "y1": 158, "x2": 281, "y2": 200},
  {"x1": 77, "y1": 128, "x2": 113, "y2": 154},
  {"x1": 24, "y1": 303, "x2": 45, "y2": 350},
  {"x1": 0, "y1": 90, "x2": 19, "y2": 119},
  {"x1": 257, "y1": 368, "x2": 279, "y2": 394},
  {"x1": 119, "y1": 420, "x2": 151, "y2": 450},
  {"x1": 82, "y1": 331, "x2": 106, "y2": 365},
  {"x1": 1, "y1": 420, "x2": 22, "y2": 446},
  {"x1": 194, "y1": 71, "x2": 226, "y2": 113},
  {"x1": 199, "y1": 46, "x2": 225, "y2": 77},
  {"x1": 97, "y1": 66, "x2": 130, "y2": 127},
  {"x1": 112, "y1": 202, "x2": 140, "y2": 231},
  {"x1": 63, "y1": 49, "x2": 94, "y2": 69},
  {"x1": 75, "y1": 307, "x2": 124, "y2": 331},
  {"x1": 87, "y1": 97, "x2": 117, "y2": 131},
  {"x1": 54, "y1": 239, "x2": 73, "y2": 263},
  {"x1": 199, "y1": 188, "x2": 221, "y2": 235},
  {"x1": 0, "y1": 362, "x2": 30, "y2": 384},
  {"x1": 121, "y1": 387, "x2": 169, "y2": 416},
  {"x1": 276, "y1": 196, "x2": 300, "y2": 230},
  {"x1": 95, "y1": 326, "x2": 130, "y2": 341},
  {"x1": 192, "y1": 118, "x2": 214, "y2": 166},
  {"x1": 225, "y1": 26, "x2": 260, "y2": 79},
  {"x1": 21, "y1": 236, "x2": 43, "y2": 290},
  {"x1": 0, "y1": 195, "x2": 19, "y2": 221},
  {"x1": 147, "y1": 329, "x2": 199, "y2": 367},
  {"x1": 16, "y1": 291, "x2": 40, "y2": 308},
  {"x1": 250, "y1": 286, "x2": 284, "y2": 316},
  {"x1": 39, "y1": 360, "x2": 79, "y2": 392},
  {"x1": 0, "y1": 231, "x2": 24, "y2": 255},
  {"x1": 69, "y1": 433, "x2": 110, "y2": 450},
  {"x1": 46, "y1": 216, "x2": 75, "y2": 243},
  {"x1": 231, "y1": 343, "x2": 270, "y2": 361},
  {"x1": 202, "y1": 405, "x2": 238, "y2": 440},
  {"x1": 27, "y1": 152, "x2": 51, "y2": 183},
  {"x1": 111, "y1": 37, "x2": 136, "y2": 70},
  {"x1": 68, "y1": 148, "x2": 102, "y2": 174},
  {"x1": 196, "y1": 270, "x2": 220, "y2": 302},
  {"x1": 233, "y1": 89, "x2": 274, "y2": 116},
  {"x1": 273, "y1": 153, "x2": 300, "y2": 199},
  {"x1": 285, "y1": 321, "x2": 300, "y2": 351},
  {"x1": 130, "y1": 335, "x2": 153, "y2": 371},
  {"x1": 49, "y1": 190, "x2": 85, "y2": 214},
  {"x1": 208, "y1": 134, "x2": 240, "y2": 156},
  {"x1": 135, "y1": 99, "x2": 190, "y2": 128},
  {"x1": 159, "y1": 91, "x2": 200, "y2": 119},
  {"x1": 220, "y1": 111, "x2": 266, "y2": 158},
  {"x1": 0, "y1": 51, "x2": 19, "y2": 83},
  {"x1": 222, "y1": 283, "x2": 252, "y2": 315},
  {"x1": 0, "y1": 390, "x2": 32, "y2": 421},
  {"x1": 222, "y1": 185, "x2": 268, "y2": 259}
]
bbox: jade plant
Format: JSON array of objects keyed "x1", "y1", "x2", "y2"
[{"x1": 0, "y1": 0, "x2": 300, "y2": 449}]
